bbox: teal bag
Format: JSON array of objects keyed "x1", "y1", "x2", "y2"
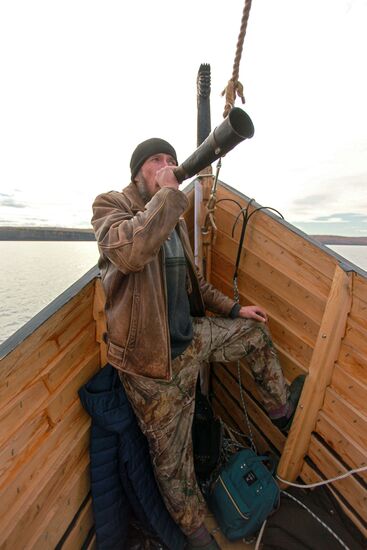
[{"x1": 207, "y1": 448, "x2": 280, "y2": 541}]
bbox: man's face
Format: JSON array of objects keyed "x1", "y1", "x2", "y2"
[{"x1": 137, "y1": 153, "x2": 177, "y2": 198}]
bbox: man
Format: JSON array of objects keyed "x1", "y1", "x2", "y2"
[{"x1": 92, "y1": 138, "x2": 304, "y2": 550}]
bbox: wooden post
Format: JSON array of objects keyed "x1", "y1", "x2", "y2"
[
  {"x1": 200, "y1": 170, "x2": 214, "y2": 282},
  {"x1": 277, "y1": 265, "x2": 352, "y2": 482},
  {"x1": 195, "y1": 166, "x2": 213, "y2": 274},
  {"x1": 93, "y1": 278, "x2": 107, "y2": 367},
  {"x1": 195, "y1": 63, "x2": 212, "y2": 276},
  {"x1": 196, "y1": 64, "x2": 213, "y2": 391}
]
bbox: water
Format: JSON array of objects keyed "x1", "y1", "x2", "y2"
[
  {"x1": 327, "y1": 244, "x2": 367, "y2": 271},
  {"x1": 0, "y1": 242, "x2": 366, "y2": 346},
  {"x1": 0, "y1": 241, "x2": 99, "y2": 345}
]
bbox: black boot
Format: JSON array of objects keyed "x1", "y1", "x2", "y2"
[{"x1": 271, "y1": 374, "x2": 306, "y2": 433}]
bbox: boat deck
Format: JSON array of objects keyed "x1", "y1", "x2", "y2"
[{"x1": 205, "y1": 511, "x2": 256, "y2": 549}]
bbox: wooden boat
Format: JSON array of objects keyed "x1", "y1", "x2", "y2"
[{"x1": 0, "y1": 66, "x2": 366, "y2": 549}]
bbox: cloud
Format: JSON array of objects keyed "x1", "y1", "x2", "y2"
[
  {"x1": 23, "y1": 217, "x2": 50, "y2": 224},
  {"x1": 313, "y1": 212, "x2": 367, "y2": 223},
  {"x1": 292, "y1": 211, "x2": 367, "y2": 237},
  {"x1": 312, "y1": 217, "x2": 345, "y2": 223},
  {"x1": 292, "y1": 194, "x2": 331, "y2": 207},
  {"x1": 72, "y1": 219, "x2": 93, "y2": 228},
  {"x1": 0, "y1": 217, "x2": 51, "y2": 227},
  {"x1": 289, "y1": 171, "x2": 367, "y2": 221},
  {"x1": 0, "y1": 189, "x2": 23, "y2": 197},
  {"x1": 0, "y1": 197, "x2": 27, "y2": 208}
]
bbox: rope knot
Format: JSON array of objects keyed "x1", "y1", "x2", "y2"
[{"x1": 221, "y1": 78, "x2": 246, "y2": 118}]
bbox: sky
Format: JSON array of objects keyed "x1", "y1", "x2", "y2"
[{"x1": 0, "y1": 0, "x2": 366, "y2": 236}]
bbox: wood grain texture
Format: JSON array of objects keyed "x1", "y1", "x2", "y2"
[
  {"x1": 315, "y1": 411, "x2": 367, "y2": 482},
  {"x1": 0, "y1": 276, "x2": 99, "y2": 549},
  {"x1": 301, "y1": 461, "x2": 367, "y2": 539},
  {"x1": 61, "y1": 497, "x2": 94, "y2": 550},
  {"x1": 25, "y1": 454, "x2": 90, "y2": 549},
  {"x1": 322, "y1": 388, "x2": 367, "y2": 451},
  {"x1": 215, "y1": 186, "x2": 336, "y2": 280},
  {"x1": 277, "y1": 266, "x2": 352, "y2": 481},
  {"x1": 93, "y1": 278, "x2": 107, "y2": 366},
  {"x1": 0, "y1": 283, "x2": 94, "y2": 407},
  {"x1": 331, "y1": 363, "x2": 367, "y2": 416},
  {"x1": 211, "y1": 272, "x2": 314, "y2": 369},
  {"x1": 307, "y1": 436, "x2": 367, "y2": 523}
]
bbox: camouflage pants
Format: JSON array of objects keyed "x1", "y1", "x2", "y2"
[{"x1": 120, "y1": 317, "x2": 289, "y2": 536}]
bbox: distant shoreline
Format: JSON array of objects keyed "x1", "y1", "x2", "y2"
[
  {"x1": 0, "y1": 227, "x2": 366, "y2": 245},
  {"x1": 0, "y1": 227, "x2": 95, "y2": 241},
  {"x1": 311, "y1": 235, "x2": 367, "y2": 246}
]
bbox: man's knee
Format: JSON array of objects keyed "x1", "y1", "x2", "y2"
[{"x1": 235, "y1": 317, "x2": 272, "y2": 345}]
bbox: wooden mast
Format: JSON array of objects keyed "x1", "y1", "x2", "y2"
[
  {"x1": 195, "y1": 64, "x2": 213, "y2": 278},
  {"x1": 196, "y1": 64, "x2": 213, "y2": 393}
]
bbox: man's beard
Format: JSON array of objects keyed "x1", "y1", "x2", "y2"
[{"x1": 134, "y1": 176, "x2": 152, "y2": 203}]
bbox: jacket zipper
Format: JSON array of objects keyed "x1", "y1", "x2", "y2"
[{"x1": 218, "y1": 475, "x2": 249, "y2": 520}]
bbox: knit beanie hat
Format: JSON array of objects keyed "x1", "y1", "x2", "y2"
[{"x1": 130, "y1": 138, "x2": 178, "y2": 180}]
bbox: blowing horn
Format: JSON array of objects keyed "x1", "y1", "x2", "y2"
[{"x1": 174, "y1": 107, "x2": 254, "y2": 183}]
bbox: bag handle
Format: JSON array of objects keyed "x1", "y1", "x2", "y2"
[{"x1": 240, "y1": 452, "x2": 277, "y2": 474}]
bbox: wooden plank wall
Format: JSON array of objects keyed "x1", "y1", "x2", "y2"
[
  {"x1": 299, "y1": 271, "x2": 367, "y2": 535},
  {"x1": 210, "y1": 184, "x2": 367, "y2": 536},
  {"x1": 0, "y1": 278, "x2": 103, "y2": 549}
]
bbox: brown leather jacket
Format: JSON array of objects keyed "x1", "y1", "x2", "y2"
[{"x1": 92, "y1": 182, "x2": 237, "y2": 380}]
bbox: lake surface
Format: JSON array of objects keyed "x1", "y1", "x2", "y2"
[
  {"x1": 328, "y1": 244, "x2": 367, "y2": 271},
  {"x1": 0, "y1": 241, "x2": 99, "y2": 345},
  {"x1": 0, "y1": 241, "x2": 366, "y2": 345}
]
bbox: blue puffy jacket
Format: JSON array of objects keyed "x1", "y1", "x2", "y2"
[{"x1": 79, "y1": 364, "x2": 186, "y2": 550}]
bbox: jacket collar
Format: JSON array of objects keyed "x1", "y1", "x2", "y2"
[{"x1": 122, "y1": 181, "x2": 146, "y2": 213}]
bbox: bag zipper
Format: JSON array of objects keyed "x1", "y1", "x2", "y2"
[{"x1": 218, "y1": 475, "x2": 249, "y2": 520}]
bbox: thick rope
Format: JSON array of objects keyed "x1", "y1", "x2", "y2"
[
  {"x1": 203, "y1": 1, "x2": 253, "y2": 268},
  {"x1": 222, "y1": 0, "x2": 252, "y2": 117}
]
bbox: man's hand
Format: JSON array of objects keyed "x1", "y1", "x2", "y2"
[
  {"x1": 238, "y1": 305, "x2": 268, "y2": 323},
  {"x1": 155, "y1": 166, "x2": 179, "y2": 191}
]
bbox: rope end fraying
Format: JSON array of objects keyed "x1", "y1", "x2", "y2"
[{"x1": 221, "y1": 79, "x2": 246, "y2": 118}]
